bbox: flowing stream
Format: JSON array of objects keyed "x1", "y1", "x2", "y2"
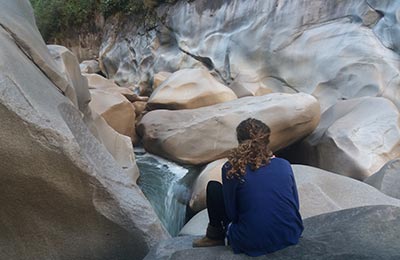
[{"x1": 135, "y1": 148, "x2": 200, "y2": 236}]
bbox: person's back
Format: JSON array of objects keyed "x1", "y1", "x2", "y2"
[
  {"x1": 193, "y1": 118, "x2": 303, "y2": 256},
  {"x1": 222, "y1": 158, "x2": 303, "y2": 256}
]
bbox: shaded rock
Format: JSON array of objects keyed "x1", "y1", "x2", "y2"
[
  {"x1": 0, "y1": 1, "x2": 169, "y2": 259},
  {"x1": 293, "y1": 164, "x2": 400, "y2": 218},
  {"x1": 89, "y1": 89, "x2": 138, "y2": 144},
  {"x1": 138, "y1": 92, "x2": 320, "y2": 165},
  {"x1": 47, "y1": 45, "x2": 91, "y2": 115},
  {"x1": 365, "y1": 159, "x2": 400, "y2": 199},
  {"x1": 189, "y1": 158, "x2": 226, "y2": 213},
  {"x1": 133, "y1": 101, "x2": 147, "y2": 118},
  {"x1": 47, "y1": 45, "x2": 140, "y2": 183},
  {"x1": 80, "y1": 59, "x2": 101, "y2": 74},
  {"x1": 147, "y1": 68, "x2": 237, "y2": 110},
  {"x1": 298, "y1": 97, "x2": 400, "y2": 180},
  {"x1": 178, "y1": 209, "x2": 208, "y2": 236},
  {"x1": 146, "y1": 205, "x2": 400, "y2": 260},
  {"x1": 180, "y1": 164, "x2": 400, "y2": 236},
  {"x1": 91, "y1": 111, "x2": 140, "y2": 182}
]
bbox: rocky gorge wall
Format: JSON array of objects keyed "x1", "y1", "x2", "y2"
[{"x1": 101, "y1": 0, "x2": 400, "y2": 179}]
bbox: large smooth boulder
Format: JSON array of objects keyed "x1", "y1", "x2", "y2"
[
  {"x1": 0, "y1": 1, "x2": 169, "y2": 259},
  {"x1": 365, "y1": 159, "x2": 400, "y2": 200},
  {"x1": 147, "y1": 68, "x2": 237, "y2": 110},
  {"x1": 147, "y1": 206, "x2": 400, "y2": 260},
  {"x1": 189, "y1": 158, "x2": 226, "y2": 212},
  {"x1": 138, "y1": 93, "x2": 320, "y2": 165},
  {"x1": 89, "y1": 89, "x2": 138, "y2": 143},
  {"x1": 298, "y1": 97, "x2": 400, "y2": 180},
  {"x1": 180, "y1": 164, "x2": 400, "y2": 236}
]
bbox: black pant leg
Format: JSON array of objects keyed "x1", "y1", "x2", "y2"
[{"x1": 206, "y1": 181, "x2": 228, "y2": 228}]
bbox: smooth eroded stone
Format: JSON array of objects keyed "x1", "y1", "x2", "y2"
[
  {"x1": 100, "y1": 0, "x2": 400, "y2": 112},
  {"x1": 180, "y1": 164, "x2": 400, "y2": 236},
  {"x1": 298, "y1": 97, "x2": 400, "y2": 180},
  {"x1": 147, "y1": 205, "x2": 400, "y2": 260},
  {"x1": 364, "y1": 159, "x2": 400, "y2": 199},
  {"x1": 189, "y1": 158, "x2": 226, "y2": 213},
  {"x1": 0, "y1": 2, "x2": 169, "y2": 259},
  {"x1": 89, "y1": 89, "x2": 137, "y2": 143},
  {"x1": 47, "y1": 45, "x2": 139, "y2": 180},
  {"x1": 138, "y1": 93, "x2": 320, "y2": 165},
  {"x1": 147, "y1": 68, "x2": 237, "y2": 110}
]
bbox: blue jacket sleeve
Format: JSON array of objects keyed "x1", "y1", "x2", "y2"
[{"x1": 222, "y1": 162, "x2": 239, "y2": 223}]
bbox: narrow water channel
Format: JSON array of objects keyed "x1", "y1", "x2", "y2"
[{"x1": 135, "y1": 148, "x2": 200, "y2": 236}]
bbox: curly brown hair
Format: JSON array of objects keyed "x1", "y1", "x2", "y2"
[{"x1": 227, "y1": 118, "x2": 273, "y2": 180}]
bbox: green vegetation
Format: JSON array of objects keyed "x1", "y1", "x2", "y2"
[{"x1": 29, "y1": 0, "x2": 176, "y2": 41}]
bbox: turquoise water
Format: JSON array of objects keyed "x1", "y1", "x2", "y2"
[{"x1": 135, "y1": 148, "x2": 200, "y2": 236}]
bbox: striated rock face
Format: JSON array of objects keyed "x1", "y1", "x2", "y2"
[
  {"x1": 298, "y1": 97, "x2": 400, "y2": 180},
  {"x1": 98, "y1": 0, "x2": 400, "y2": 184},
  {"x1": 181, "y1": 164, "x2": 400, "y2": 236},
  {"x1": 365, "y1": 159, "x2": 400, "y2": 200},
  {"x1": 100, "y1": 0, "x2": 400, "y2": 111},
  {"x1": 147, "y1": 68, "x2": 237, "y2": 110},
  {"x1": 146, "y1": 206, "x2": 400, "y2": 260},
  {"x1": 138, "y1": 93, "x2": 320, "y2": 165},
  {"x1": 0, "y1": 1, "x2": 169, "y2": 259}
]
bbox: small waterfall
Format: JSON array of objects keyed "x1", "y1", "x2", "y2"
[{"x1": 135, "y1": 148, "x2": 199, "y2": 236}]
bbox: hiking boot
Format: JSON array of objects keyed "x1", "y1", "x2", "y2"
[{"x1": 192, "y1": 224, "x2": 225, "y2": 247}]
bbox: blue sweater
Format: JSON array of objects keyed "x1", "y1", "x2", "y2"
[{"x1": 222, "y1": 158, "x2": 303, "y2": 256}]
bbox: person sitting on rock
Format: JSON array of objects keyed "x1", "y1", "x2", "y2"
[{"x1": 193, "y1": 118, "x2": 304, "y2": 256}]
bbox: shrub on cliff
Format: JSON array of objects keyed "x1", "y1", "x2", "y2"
[{"x1": 30, "y1": 0, "x2": 178, "y2": 42}]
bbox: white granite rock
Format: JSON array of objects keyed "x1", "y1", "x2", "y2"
[
  {"x1": 299, "y1": 97, "x2": 400, "y2": 180},
  {"x1": 147, "y1": 68, "x2": 237, "y2": 110},
  {"x1": 138, "y1": 93, "x2": 320, "y2": 165}
]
